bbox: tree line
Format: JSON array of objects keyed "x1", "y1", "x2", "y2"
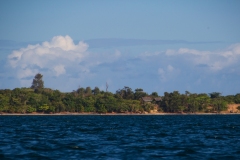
[{"x1": 0, "y1": 73, "x2": 240, "y2": 114}]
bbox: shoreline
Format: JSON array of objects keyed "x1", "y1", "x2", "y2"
[{"x1": 1, "y1": 112, "x2": 240, "y2": 116}]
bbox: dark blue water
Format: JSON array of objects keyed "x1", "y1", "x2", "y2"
[{"x1": 0, "y1": 115, "x2": 240, "y2": 159}]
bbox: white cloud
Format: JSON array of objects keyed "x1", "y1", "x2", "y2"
[
  {"x1": 17, "y1": 68, "x2": 37, "y2": 79},
  {"x1": 54, "y1": 65, "x2": 66, "y2": 76},
  {"x1": 8, "y1": 35, "x2": 89, "y2": 80},
  {"x1": 177, "y1": 48, "x2": 211, "y2": 56},
  {"x1": 8, "y1": 36, "x2": 88, "y2": 69},
  {"x1": 165, "y1": 43, "x2": 240, "y2": 72},
  {"x1": 7, "y1": 35, "x2": 124, "y2": 90},
  {"x1": 5, "y1": 36, "x2": 240, "y2": 94},
  {"x1": 220, "y1": 43, "x2": 240, "y2": 64},
  {"x1": 158, "y1": 65, "x2": 180, "y2": 82},
  {"x1": 42, "y1": 35, "x2": 88, "y2": 51},
  {"x1": 227, "y1": 43, "x2": 240, "y2": 55}
]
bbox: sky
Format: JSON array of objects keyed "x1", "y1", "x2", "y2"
[{"x1": 0, "y1": 0, "x2": 240, "y2": 95}]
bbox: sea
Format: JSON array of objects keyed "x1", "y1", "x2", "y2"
[{"x1": 0, "y1": 115, "x2": 240, "y2": 159}]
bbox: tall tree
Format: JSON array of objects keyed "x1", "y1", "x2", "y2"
[
  {"x1": 209, "y1": 92, "x2": 221, "y2": 99},
  {"x1": 116, "y1": 86, "x2": 134, "y2": 99},
  {"x1": 93, "y1": 87, "x2": 100, "y2": 95},
  {"x1": 151, "y1": 92, "x2": 159, "y2": 97},
  {"x1": 134, "y1": 88, "x2": 147, "y2": 100},
  {"x1": 77, "y1": 87, "x2": 85, "y2": 96},
  {"x1": 31, "y1": 73, "x2": 44, "y2": 90},
  {"x1": 85, "y1": 87, "x2": 92, "y2": 96}
]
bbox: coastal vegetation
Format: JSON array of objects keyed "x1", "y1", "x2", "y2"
[{"x1": 0, "y1": 73, "x2": 240, "y2": 114}]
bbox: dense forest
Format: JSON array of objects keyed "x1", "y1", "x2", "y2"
[{"x1": 0, "y1": 73, "x2": 240, "y2": 114}]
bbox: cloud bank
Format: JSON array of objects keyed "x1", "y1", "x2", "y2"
[
  {"x1": 5, "y1": 35, "x2": 240, "y2": 95},
  {"x1": 165, "y1": 43, "x2": 240, "y2": 72},
  {"x1": 6, "y1": 35, "x2": 122, "y2": 90},
  {"x1": 8, "y1": 35, "x2": 88, "y2": 77}
]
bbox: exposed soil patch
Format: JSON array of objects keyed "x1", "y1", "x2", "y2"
[{"x1": 224, "y1": 104, "x2": 240, "y2": 113}]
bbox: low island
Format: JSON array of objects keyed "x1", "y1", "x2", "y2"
[{"x1": 1, "y1": 73, "x2": 240, "y2": 115}]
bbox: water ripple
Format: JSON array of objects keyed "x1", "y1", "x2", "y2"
[{"x1": 0, "y1": 115, "x2": 240, "y2": 159}]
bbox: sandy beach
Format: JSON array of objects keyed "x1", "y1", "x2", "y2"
[{"x1": 1, "y1": 112, "x2": 240, "y2": 116}]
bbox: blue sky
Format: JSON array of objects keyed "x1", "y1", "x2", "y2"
[{"x1": 0, "y1": 0, "x2": 240, "y2": 95}]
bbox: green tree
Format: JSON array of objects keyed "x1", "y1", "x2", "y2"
[
  {"x1": 62, "y1": 94, "x2": 76, "y2": 112},
  {"x1": 161, "y1": 91, "x2": 187, "y2": 113},
  {"x1": 235, "y1": 93, "x2": 240, "y2": 103},
  {"x1": 77, "y1": 87, "x2": 85, "y2": 97},
  {"x1": 47, "y1": 106, "x2": 55, "y2": 113},
  {"x1": 75, "y1": 97, "x2": 85, "y2": 112},
  {"x1": 161, "y1": 92, "x2": 170, "y2": 112},
  {"x1": 212, "y1": 98, "x2": 227, "y2": 112},
  {"x1": 0, "y1": 94, "x2": 10, "y2": 112},
  {"x1": 178, "y1": 106, "x2": 185, "y2": 112},
  {"x1": 31, "y1": 73, "x2": 44, "y2": 90},
  {"x1": 52, "y1": 101, "x2": 65, "y2": 112},
  {"x1": 26, "y1": 106, "x2": 36, "y2": 113},
  {"x1": 27, "y1": 93, "x2": 42, "y2": 111},
  {"x1": 92, "y1": 87, "x2": 100, "y2": 95},
  {"x1": 195, "y1": 93, "x2": 210, "y2": 112},
  {"x1": 169, "y1": 91, "x2": 182, "y2": 112},
  {"x1": 97, "y1": 104, "x2": 107, "y2": 113},
  {"x1": 143, "y1": 103, "x2": 155, "y2": 113},
  {"x1": 116, "y1": 86, "x2": 134, "y2": 99},
  {"x1": 188, "y1": 94, "x2": 199, "y2": 113},
  {"x1": 38, "y1": 104, "x2": 49, "y2": 112},
  {"x1": 151, "y1": 92, "x2": 159, "y2": 97},
  {"x1": 134, "y1": 88, "x2": 147, "y2": 100},
  {"x1": 224, "y1": 95, "x2": 235, "y2": 104},
  {"x1": 128, "y1": 100, "x2": 141, "y2": 112},
  {"x1": 209, "y1": 92, "x2": 221, "y2": 99},
  {"x1": 85, "y1": 87, "x2": 92, "y2": 96},
  {"x1": 82, "y1": 96, "x2": 95, "y2": 112}
]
